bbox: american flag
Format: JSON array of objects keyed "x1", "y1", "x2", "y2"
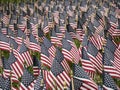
[
  {"x1": 80, "y1": 0, "x2": 88, "y2": 12},
  {"x1": 8, "y1": 51, "x2": 24, "y2": 78},
  {"x1": 1, "y1": 21, "x2": 7, "y2": 35},
  {"x1": 29, "y1": 33, "x2": 41, "y2": 52},
  {"x1": 20, "y1": 68, "x2": 35, "y2": 90},
  {"x1": 103, "y1": 47, "x2": 120, "y2": 78},
  {"x1": 93, "y1": 19, "x2": 103, "y2": 34},
  {"x1": 0, "y1": 33, "x2": 10, "y2": 51},
  {"x1": 47, "y1": 59, "x2": 70, "y2": 90},
  {"x1": 17, "y1": 15, "x2": 26, "y2": 32},
  {"x1": 9, "y1": 37, "x2": 18, "y2": 50},
  {"x1": 42, "y1": 17, "x2": 49, "y2": 34},
  {"x1": 19, "y1": 42, "x2": 33, "y2": 67},
  {"x1": 106, "y1": 38, "x2": 120, "y2": 74},
  {"x1": 89, "y1": 33, "x2": 103, "y2": 50},
  {"x1": 67, "y1": 24, "x2": 76, "y2": 39},
  {"x1": 64, "y1": 32, "x2": 80, "y2": 64},
  {"x1": 50, "y1": 30, "x2": 62, "y2": 47},
  {"x1": 81, "y1": 47, "x2": 96, "y2": 79},
  {"x1": 30, "y1": 18, "x2": 38, "y2": 39},
  {"x1": 2, "y1": 13, "x2": 9, "y2": 25},
  {"x1": 54, "y1": 25, "x2": 64, "y2": 40},
  {"x1": 43, "y1": 37, "x2": 56, "y2": 58},
  {"x1": 56, "y1": 48, "x2": 71, "y2": 74},
  {"x1": 62, "y1": 38, "x2": 76, "y2": 63},
  {"x1": 41, "y1": 44, "x2": 52, "y2": 68},
  {"x1": 108, "y1": 15, "x2": 119, "y2": 36},
  {"x1": 103, "y1": 72, "x2": 118, "y2": 90},
  {"x1": 87, "y1": 41, "x2": 102, "y2": 73},
  {"x1": 73, "y1": 64, "x2": 98, "y2": 90},
  {"x1": 15, "y1": 28, "x2": 26, "y2": 45},
  {"x1": 68, "y1": 16, "x2": 77, "y2": 29}
]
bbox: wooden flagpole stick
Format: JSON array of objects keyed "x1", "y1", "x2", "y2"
[{"x1": 70, "y1": 70, "x2": 74, "y2": 90}]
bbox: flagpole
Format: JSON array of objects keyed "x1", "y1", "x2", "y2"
[{"x1": 70, "y1": 70, "x2": 74, "y2": 90}]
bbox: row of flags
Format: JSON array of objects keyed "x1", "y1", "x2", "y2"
[{"x1": 0, "y1": 0, "x2": 120, "y2": 89}]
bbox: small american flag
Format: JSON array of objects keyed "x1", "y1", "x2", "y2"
[
  {"x1": 56, "y1": 48, "x2": 71, "y2": 74},
  {"x1": 50, "y1": 30, "x2": 62, "y2": 47},
  {"x1": 19, "y1": 42, "x2": 33, "y2": 67},
  {"x1": 47, "y1": 59, "x2": 70, "y2": 89},
  {"x1": 81, "y1": 47, "x2": 96, "y2": 79},
  {"x1": 43, "y1": 37, "x2": 56, "y2": 58},
  {"x1": 73, "y1": 64, "x2": 98, "y2": 90},
  {"x1": 41, "y1": 44, "x2": 52, "y2": 68},
  {"x1": 29, "y1": 33, "x2": 41, "y2": 52},
  {"x1": 87, "y1": 41, "x2": 102, "y2": 73},
  {"x1": 0, "y1": 33, "x2": 10, "y2": 51}
]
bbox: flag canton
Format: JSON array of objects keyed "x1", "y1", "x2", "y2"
[
  {"x1": 43, "y1": 37, "x2": 52, "y2": 49},
  {"x1": 0, "y1": 33, "x2": 9, "y2": 43},
  {"x1": 82, "y1": 47, "x2": 90, "y2": 60},
  {"x1": 74, "y1": 64, "x2": 90, "y2": 79},
  {"x1": 73, "y1": 78, "x2": 83, "y2": 90},
  {"x1": 51, "y1": 60, "x2": 64, "y2": 77},
  {"x1": 103, "y1": 72, "x2": 117, "y2": 90},
  {"x1": 62, "y1": 39, "x2": 72, "y2": 51},
  {"x1": 34, "y1": 74, "x2": 43, "y2": 90},
  {"x1": 104, "y1": 47, "x2": 114, "y2": 66},
  {"x1": 0, "y1": 76, "x2": 11, "y2": 90},
  {"x1": 56, "y1": 48, "x2": 64, "y2": 63},
  {"x1": 65, "y1": 31, "x2": 73, "y2": 42},
  {"x1": 41, "y1": 44, "x2": 49, "y2": 57},
  {"x1": 21, "y1": 69, "x2": 34, "y2": 87},
  {"x1": 8, "y1": 52, "x2": 17, "y2": 65},
  {"x1": 2, "y1": 57, "x2": 11, "y2": 70},
  {"x1": 0, "y1": 76, "x2": 5, "y2": 89},
  {"x1": 87, "y1": 41, "x2": 98, "y2": 57},
  {"x1": 19, "y1": 42, "x2": 28, "y2": 54},
  {"x1": 29, "y1": 34, "x2": 38, "y2": 44},
  {"x1": 106, "y1": 39, "x2": 117, "y2": 53}
]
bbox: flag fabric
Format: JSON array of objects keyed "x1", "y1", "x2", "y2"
[
  {"x1": 50, "y1": 29, "x2": 62, "y2": 47},
  {"x1": 87, "y1": 41, "x2": 103, "y2": 73},
  {"x1": 29, "y1": 33, "x2": 41, "y2": 52},
  {"x1": 20, "y1": 68, "x2": 35, "y2": 90},
  {"x1": 43, "y1": 37, "x2": 56, "y2": 58},
  {"x1": 41, "y1": 44, "x2": 52, "y2": 68},
  {"x1": 0, "y1": 76, "x2": 11, "y2": 90},
  {"x1": 2, "y1": 56, "x2": 11, "y2": 78},
  {"x1": 103, "y1": 72, "x2": 118, "y2": 90},
  {"x1": 19, "y1": 42, "x2": 33, "y2": 67},
  {"x1": 73, "y1": 64, "x2": 98, "y2": 90},
  {"x1": 81, "y1": 47, "x2": 96, "y2": 79},
  {"x1": 0, "y1": 33, "x2": 10, "y2": 51},
  {"x1": 56, "y1": 48, "x2": 71, "y2": 73},
  {"x1": 103, "y1": 47, "x2": 120, "y2": 78},
  {"x1": 47, "y1": 59, "x2": 70, "y2": 90}
]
